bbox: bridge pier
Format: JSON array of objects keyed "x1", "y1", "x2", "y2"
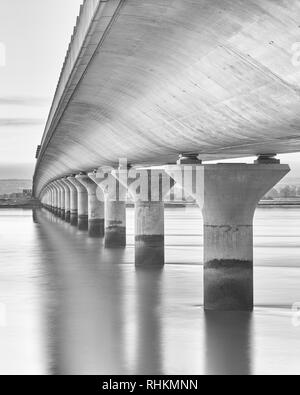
[
  {"x1": 135, "y1": 200, "x2": 165, "y2": 267},
  {"x1": 43, "y1": 187, "x2": 50, "y2": 211},
  {"x1": 67, "y1": 176, "x2": 88, "y2": 231},
  {"x1": 166, "y1": 162, "x2": 290, "y2": 311},
  {"x1": 60, "y1": 179, "x2": 71, "y2": 223},
  {"x1": 47, "y1": 186, "x2": 53, "y2": 213},
  {"x1": 76, "y1": 174, "x2": 105, "y2": 238},
  {"x1": 105, "y1": 199, "x2": 126, "y2": 248},
  {"x1": 112, "y1": 168, "x2": 171, "y2": 267},
  {"x1": 50, "y1": 184, "x2": 58, "y2": 215},
  {"x1": 64, "y1": 178, "x2": 78, "y2": 226},
  {"x1": 46, "y1": 188, "x2": 51, "y2": 211},
  {"x1": 88, "y1": 170, "x2": 126, "y2": 248},
  {"x1": 53, "y1": 181, "x2": 62, "y2": 217},
  {"x1": 57, "y1": 180, "x2": 66, "y2": 220}
]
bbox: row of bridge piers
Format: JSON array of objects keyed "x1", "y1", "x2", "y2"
[{"x1": 40, "y1": 157, "x2": 290, "y2": 311}]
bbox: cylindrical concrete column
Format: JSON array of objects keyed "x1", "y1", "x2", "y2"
[
  {"x1": 88, "y1": 170, "x2": 126, "y2": 248},
  {"x1": 133, "y1": 169, "x2": 172, "y2": 266},
  {"x1": 135, "y1": 201, "x2": 165, "y2": 267},
  {"x1": 105, "y1": 197, "x2": 126, "y2": 247},
  {"x1": 50, "y1": 184, "x2": 56, "y2": 214},
  {"x1": 112, "y1": 168, "x2": 169, "y2": 266},
  {"x1": 67, "y1": 175, "x2": 88, "y2": 231},
  {"x1": 64, "y1": 178, "x2": 78, "y2": 226},
  {"x1": 57, "y1": 180, "x2": 66, "y2": 220},
  {"x1": 40, "y1": 189, "x2": 46, "y2": 207},
  {"x1": 60, "y1": 179, "x2": 71, "y2": 223},
  {"x1": 54, "y1": 181, "x2": 64, "y2": 218},
  {"x1": 52, "y1": 182, "x2": 60, "y2": 216},
  {"x1": 76, "y1": 174, "x2": 105, "y2": 238},
  {"x1": 46, "y1": 189, "x2": 51, "y2": 210},
  {"x1": 47, "y1": 186, "x2": 52, "y2": 212},
  {"x1": 166, "y1": 163, "x2": 290, "y2": 311}
]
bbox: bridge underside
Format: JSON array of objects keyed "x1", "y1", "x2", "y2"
[{"x1": 34, "y1": 0, "x2": 300, "y2": 195}]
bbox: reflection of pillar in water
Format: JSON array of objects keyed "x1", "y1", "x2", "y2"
[
  {"x1": 32, "y1": 209, "x2": 38, "y2": 224},
  {"x1": 34, "y1": 210, "x2": 127, "y2": 374},
  {"x1": 204, "y1": 311, "x2": 253, "y2": 375},
  {"x1": 134, "y1": 267, "x2": 163, "y2": 374}
]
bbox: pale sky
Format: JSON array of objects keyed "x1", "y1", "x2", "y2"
[
  {"x1": 0, "y1": 0, "x2": 299, "y2": 181},
  {"x1": 0, "y1": 0, "x2": 82, "y2": 178}
]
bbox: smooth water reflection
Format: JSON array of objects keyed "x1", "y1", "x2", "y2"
[
  {"x1": 0, "y1": 208, "x2": 300, "y2": 375},
  {"x1": 205, "y1": 312, "x2": 253, "y2": 375}
]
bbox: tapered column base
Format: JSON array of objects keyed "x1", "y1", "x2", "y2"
[
  {"x1": 135, "y1": 235, "x2": 165, "y2": 267},
  {"x1": 88, "y1": 219, "x2": 105, "y2": 238},
  {"x1": 204, "y1": 259, "x2": 253, "y2": 311},
  {"x1": 70, "y1": 210, "x2": 78, "y2": 226},
  {"x1": 105, "y1": 227, "x2": 126, "y2": 248},
  {"x1": 78, "y1": 215, "x2": 88, "y2": 231},
  {"x1": 135, "y1": 201, "x2": 165, "y2": 267},
  {"x1": 65, "y1": 211, "x2": 71, "y2": 223}
]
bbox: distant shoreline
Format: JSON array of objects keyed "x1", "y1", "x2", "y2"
[
  {"x1": 0, "y1": 205, "x2": 41, "y2": 209},
  {"x1": 1, "y1": 202, "x2": 300, "y2": 210},
  {"x1": 0, "y1": 199, "x2": 41, "y2": 209}
]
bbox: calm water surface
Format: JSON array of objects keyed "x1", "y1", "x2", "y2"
[{"x1": 0, "y1": 207, "x2": 300, "y2": 375}]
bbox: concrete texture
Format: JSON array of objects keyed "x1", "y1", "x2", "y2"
[
  {"x1": 104, "y1": 200, "x2": 126, "y2": 248},
  {"x1": 64, "y1": 178, "x2": 78, "y2": 226},
  {"x1": 76, "y1": 174, "x2": 105, "y2": 238},
  {"x1": 89, "y1": 170, "x2": 127, "y2": 248},
  {"x1": 33, "y1": 0, "x2": 300, "y2": 195},
  {"x1": 112, "y1": 168, "x2": 168, "y2": 266},
  {"x1": 67, "y1": 176, "x2": 88, "y2": 231},
  {"x1": 60, "y1": 179, "x2": 71, "y2": 223},
  {"x1": 56, "y1": 181, "x2": 66, "y2": 219},
  {"x1": 166, "y1": 163, "x2": 290, "y2": 311},
  {"x1": 57, "y1": 180, "x2": 66, "y2": 221},
  {"x1": 52, "y1": 182, "x2": 61, "y2": 217},
  {"x1": 48, "y1": 185, "x2": 55, "y2": 213},
  {"x1": 135, "y1": 201, "x2": 165, "y2": 267}
]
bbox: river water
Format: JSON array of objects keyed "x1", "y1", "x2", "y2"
[{"x1": 0, "y1": 207, "x2": 300, "y2": 375}]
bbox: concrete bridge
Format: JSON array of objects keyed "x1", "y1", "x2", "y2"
[{"x1": 34, "y1": 0, "x2": 300, "y2": 311}]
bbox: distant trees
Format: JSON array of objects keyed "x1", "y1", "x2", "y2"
[
  {"x1": 264, "y1": 188, "x2": 279, "y2": 200},
  {"x1": 264, "y1": 185, "x2": 300, "y2": 200},
  {"x1": 279, "y1": 185, "x2": 297, "y2": 198}
]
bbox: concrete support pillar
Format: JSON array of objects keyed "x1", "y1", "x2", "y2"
[
  {"x1": 76, "y1": 174, "x2": 105, "y2": 238},
  {"x1": 64, "y1": 178, "x2": 78, "y2": 226},
  {"x1": 105, "y1": 197, "x2": 126, "y2": 247},
  {"x1": 166, "y1": 163, "x2": 290, "y2": 311},
  {"x1": 52, "y1": 186, "x2": 56, "y2": 213},
  {"x1": 42, "y1": 189, "x2": 46, "y2": 207},
  {"x1": 60, "y1": 179, "x2": 71, "y2": 223},
  {"x1": 57, "y1": 180, "x2": 66, "y2": 220},
  {"x1": 54, "y1": 181, "x2": 63, "y2": 218},
  {"x1": 52, "y1": 182, "x2": 60, "y2": 216},
  {"x1": 135, "y1": 200, "x2": 165, "y2": 267},
  {"x1": 88, "y1": 170, "x2": 126, "y2": 248},
  {"x1": 67, "y1": 175, "x2": 88, "y2": 231},
  {"x1": 47, "y1": 186, "x2": 52, "y2": 212},
  {"x1": 112, "y1": 168, "x2": 171, "y2": 266},
  {"x1": 46, "y1": 188, "x2": 50, "y2": 209},
  {"x1": 50, "y1": 184, "x2": 56, "y2": 214},
  {"x1": 48, "y1": 185, "x2": 53, "y2": 213}
]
